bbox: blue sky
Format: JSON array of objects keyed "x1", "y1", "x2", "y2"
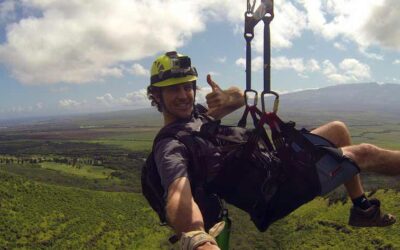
[{"x1": 0, "y1": 0, "x2": 399, "y2": 120}]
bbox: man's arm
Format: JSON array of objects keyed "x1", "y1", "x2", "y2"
[
  {"x1": 166, "y1": 177, "x2": 220, "y2": 250},
  {"x1": 205, "y1": 74, "x2": 244, "y2": 120},
  {"x1": 166, "y1": 177, "x2": 205, "y2": 233}
]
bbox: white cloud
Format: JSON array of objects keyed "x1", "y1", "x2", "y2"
[
  {"x1": 253, "y1": 0, "x2": 307, "y2": 51},
  {"x1": 96, "y1": 93, "x2": 115, "y2": 107},
  {"x1": 322, "y1": 58, "x2": 371, "y2": 83},
  {"x1": 129, "y1": 63, "x2": 149, "y2": 76},
  {"x1": 393, "y1": 60, "x2": 400, "y2": 65},
  {"x1": 306, "y1": 59, "x2": 320, "y2": 72},
  {"x1": 362, "y1": 0, "x2": 400, "y2": 51},
  {"x1": 252, "y1": 57, "x2": 264, "y2": 72},
  {"x1": 273, "y1": 56, "x2": 305, "y2": 72},
  {"x1": 11, "y1": 106, "x2": 25, "y2": 113},
  {"x1": 322, "y1": 60, "x2": 338, "y2": 76},
  {"x1": 339, "y1": 58, "x2": 371, "y2": 79},
  {"x1": 0, "y1": 0, "x2": 251, "y2": 85},
  {"x1": 96, "y1": 89, "x2": 149, "y2": 108},
  {"x1": 237, "y1": 56, "x2": 320, "y2": 75},
  {"x1": 273, "y1": 57, "x2": 321, "y2": 75},
  {"x1": 300, "y1": 0, "x2": 400, "y2": 52},
  {"x1": 333, "y1": 42, "x2": 346, "y2": 51},
  {"x1": 56, "y1": 90, "x2": 150, "y2": 111},
  {"x1": 0, "y1": 102, "x2": 45, "y2": 115},
  {"x1": 359, "y1": 48, "x2": 384, "y2": 60},
  {"x1": 235, "y1": 58, "x2": 245, "y2": 69},
  {"x1": 59, "y1": 99, "x2": 85, "y2": 108},
  {"x1": 0, "y1": 0, "x2": 397, "y2": 87},
  {"x1": 235, "y1": 56, "x2": 264, "y2": 72},
  {"x1": 123, "y1": 89, "x2": 149, "y2": 107},
  {"x1": 216, "y1": 56, "x2": 227, "y2": 63},
  {"x1": 0, "y1": 0, "x2": 208, "y2": 85}
]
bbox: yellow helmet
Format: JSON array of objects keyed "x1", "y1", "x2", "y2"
[{"x1": 150, "y1": 51, "x2": 198, "y2": 87}]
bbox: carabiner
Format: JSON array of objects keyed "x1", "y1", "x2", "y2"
[
  {"x1": 254, "y1": 0, "x2": 274, "y2": 21},
  {"x1": 261, "y1": 90, "x2": 279, "y2": 113},
  {"x1": 244, "y1": 89, "x2": 258, "y2": 108}
]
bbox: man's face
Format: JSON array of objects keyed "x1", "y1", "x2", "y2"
[{"x1": 160, "y1": 82, "x2": 194, "y2": 122}]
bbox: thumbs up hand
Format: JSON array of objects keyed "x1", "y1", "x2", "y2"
[
  {"x1": 205, "y1": 74, "x2": 245, "y2": 120},
  {"x1": 206, "y1": 74, "x2": 229, "y2": 111}
]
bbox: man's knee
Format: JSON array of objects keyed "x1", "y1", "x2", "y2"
[
  {"x1": 343, "y1": 143, "x2": 379, "y2": 168},
  {"x1": 330, "y1": 120, "x2": 349, "y2": 134},
  {"x1": 326, "y1": 120, "x2": 351, "y2": 147},
  {"x1": 357, "y1": 143, "x2": 379, "y2": 157}
]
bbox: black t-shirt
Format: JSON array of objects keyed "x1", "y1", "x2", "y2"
[
  {"x1": 154, "y1": 110, "x2": 250, "y2": 200},
  {"x1": 154, "y1": 115, "x2": 222, "y2": 199}
]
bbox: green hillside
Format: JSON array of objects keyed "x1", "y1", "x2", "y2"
[
  {"x1": 1, "y1": 101, "x2": 400, "y2": 249},
  {"x1": 1, "y1": 171, "x2": 399, "y2": 249},
  {"x1": 228, "y1": 190, "x2": 400, "y2": 249},
  {"x1": 0, "y1": 171, "x2": 171, "y2": 249}
]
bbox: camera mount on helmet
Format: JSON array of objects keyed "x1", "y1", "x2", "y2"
[{"x1": 150, "y1": 51, "x2": 198, "y2": 86}]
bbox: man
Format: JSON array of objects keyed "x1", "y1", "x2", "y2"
[{"x1": 147, "y1": 51, "x2": 397, "y2": 250}]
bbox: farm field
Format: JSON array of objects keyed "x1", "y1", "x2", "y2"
[{"x1": 40, "y1": 162, "x2": 115, "y2": 179}]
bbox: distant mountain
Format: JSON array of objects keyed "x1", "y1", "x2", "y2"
[
  {"x1": 1, "y1": 82, "x2": 399, "y2": 128},
  {"x1": 279, "y1": 82, "x2": 400, "y2": 115}
]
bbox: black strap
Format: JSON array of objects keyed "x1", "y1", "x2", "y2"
[
  {"x1": 241, "y1": 0, "x2": 277, "y2": 128},
  {"x1": 150, "y1": 68, "x2": 198, "y2": 84}
]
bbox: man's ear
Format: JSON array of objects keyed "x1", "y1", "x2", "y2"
[{"x1": 153, "y1": 91, "x2": 161, "y2": 103}]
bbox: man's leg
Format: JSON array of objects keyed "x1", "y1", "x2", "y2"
[
  {"x1": 311, "y1": 121, "x2": 396, "y2": 227},
  {"x1": 311, "y1": 120, "x2": 400, "y2": 175},
  {"x1": 311, "y1": 121, "x2": 364, "y2": 199},
  {"x1": 342, "y1": 144, "x2": 400, "y2": 175}
]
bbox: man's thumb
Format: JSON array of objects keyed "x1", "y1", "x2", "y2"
[{"x1": 207, "y1": 74, "x2": 221, "y2": 92}]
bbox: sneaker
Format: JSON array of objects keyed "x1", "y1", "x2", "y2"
[{"x1": 348, "y1": 198, "x2": 396, "y2": 227}]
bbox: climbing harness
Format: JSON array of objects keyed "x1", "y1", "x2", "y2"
[{"x1": 209, "y1": 0, "x2": 360, "y2": 232}]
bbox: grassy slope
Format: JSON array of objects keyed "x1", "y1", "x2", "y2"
[
  {"x1": 1, "y1": 170, "x2": 399, "y2": 250},
  {"x1": 228, "y1": 190, "x2": 400, "y2": 249},
  {"x1": 0, "y1": 171, "x2": 171, "y2": 249}
]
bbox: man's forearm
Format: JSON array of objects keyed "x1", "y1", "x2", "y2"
[{"x1": 166, "y1": 177, "x2": 205, "y2": 234}]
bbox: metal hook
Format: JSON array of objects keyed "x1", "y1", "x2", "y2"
[
  {"x1": 261, "y1": 91, "x2": 280, "y2": 113},
  {"x1": 251, "y1": 0, "x2": 256, "y2": 13},
  {"x1": 244, "y1": 89, "x2": 258, "y2": 108},
  {"x1": 253, "y1": 0, "x2": 274, "y2": 21}
]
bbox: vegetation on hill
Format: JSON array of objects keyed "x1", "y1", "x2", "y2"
[
  {"x1": 1, "y1": 101, "x2": 400, "y2": 249},
  {"x1": 0, "y1": 171, "x2": 171, "y2": 249},
  {"x1": 1, "y1": 171, "x2": 399, "y2": 249}
]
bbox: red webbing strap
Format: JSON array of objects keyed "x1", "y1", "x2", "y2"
[
  {"x1": 260, "y1": 112, "x2": 285, "y2": 151},
  {"x1": 240, "y1": 106, "x2": 274, "y2": 153}
]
